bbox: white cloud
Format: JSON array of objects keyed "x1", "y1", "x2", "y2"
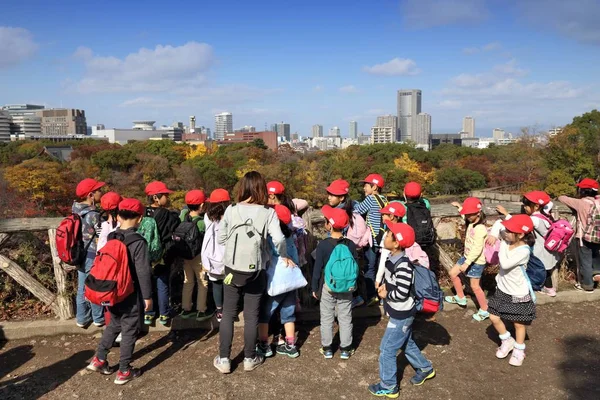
[
  {"x1": 339, "y1": 85, "x2": 358, "y2": 93},
  {"x1": 0, "y1": 27, "x2": 38, "y2": 68},
  {"x1": 72, "y1": 41, "x2": 214, "y2": 93},
  {"x1": 493, "y1": 59, "x2": 528, "y2": 77},
  {"x1": 402, "y1": 0, "x2": 489, "y2": 29},
  {"x1": 482, "y1": 41, "x2": 501, "y2": 51},
  {"x1": 363, "y1": 58, "x2": 420, "y2": 76},
  {"x1": 462, "y1": 41, "x2": 502, "y2": 55}
]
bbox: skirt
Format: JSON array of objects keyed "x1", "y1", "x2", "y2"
[{"x1": 488, "y1": 289, "x2": 536, "y2": 324}]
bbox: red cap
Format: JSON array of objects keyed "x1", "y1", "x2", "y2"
[
  {"x1": 100, "y1": 192, "x2": 122, "y2": 211},
  {"x1": 321, "y1": 205, "x2": 350, "y2": 230},
  {"x1": 577, "y1": 178, "x2": 599, "y2": 190},
  {"x1": 404, "y1": 182, "x2": 422, "y2": 198},
  {"x1": 208, "y1": 188, "x2": 230, "y2": 203},
  {"x1": 460, "y1": 197, "x2": 483, "y2": 215},
  {"x1": 118, "y1": 198, "x2": 145, "y2": 215},
  {"x1": 76, "y1": 178, "x2": 105, "y2": 198},
  {"x1": 384, "y1": 221, "x2": 416, "y2": 248},
  {"x1": 267, "y1": 181, "x2": 285, "y2": 195},
  {"x1": 361, "y1": 173, "x2": 385, "y2": 189},
  {"x1": 274, "y1": 204, "x2": 292, "y2": 225},
  {"x1": 523, "y1": 191, "x2": 551, "y2": 206},
  {"x1": 502, "y1": 214, "x2": 534, "y2": 234},
  {"x1": 326, "y1": 179, "x2": 350, "y2": 196},
  {"x1": 380, "y1": 202, "x2": 406, "y2": 219},
  {"x1": 145, "y1": 181, "x2": 174, "y2": 196},
  {"x1": 185, "y1": 190, "x2": 206, "y2": 205}
]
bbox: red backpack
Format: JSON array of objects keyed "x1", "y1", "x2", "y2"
[
  {"x1": 85, "y1": 233, "x2": 140, "y2": 306},
  {"x1": 56, "y1": 213, "x2": 93, "y2": 266}
]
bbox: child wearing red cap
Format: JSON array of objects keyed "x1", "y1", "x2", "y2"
[
  {"x1": 446, "y1": 198, "x2": 490, "y2": 322},
  {"x1": 368, "y1": 221, "x2": 435, "y2": 398},
  {"x1": 491, "y1": 191, "x2": 561, "y2": 296},
  {"x1": 354, "y1": 174, "x2": 388, "y2": 307},
  {"x1": 73, "y1": 178, "x2": 106, "y2": 328},
  {"x1": 87, "y1": 198, "x2": 153, "y2": 385},
  {"x1": 558, "y1": 178, "x2": 600, "y2": 292},
  {"x1": 179, "y1": 190, "x2": 212, "y2": 321},
  {"x1": 312, "y1": 205, "x2": 358, "y2": 360},
  {"x1": 402, "y1": 182, "x2": 436, "y2": 250},
  {"x1": 98, "y1": 192, "x2": 123, "y2": 252},
  {"x1": 487, "y1": 214, "x2": 536, "y2": 367},
  {"x1": 267, "y1": 181, "x2": 297, "y2": 213}
]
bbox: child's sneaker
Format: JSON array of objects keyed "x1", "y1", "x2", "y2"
[
  {"x1": 320, "y1": 347, "x2": 333, "y2": 359},
  {"x1": 158, "y1": 315, "x2": 170, "y2": 325},
  {"x1": 243, "y1": 355, "x2": 264, "y2": 372},
  {"x1": 541, "y1": 287, "x2": 557, "y2": 297},
  {"x1": 213, "y1": 356, "x2": 231, "y2": 374},
  {"x1": 144, "y1": 314, "x2": 154, "y2": 325},
  {"x1": 351, "y1": 296, "x2": 365, "y2": 309},
  {"x1": 368, "y1": 382, "x2": 399, "y2": 398},
  {"x1": 256, "y1": 341, "x2": 273, "y2": 358},
  {"x1": 340, "y1": 347, "x2": 355, "y2": 360},
  {"x1": 410, "y1": 368, "x2": 436, "y2": 385},
  {"x1": 179, "y1": 310, "x2": 196, "y2": 319},
  {"x1": 86, "y1": 356, "x2": 113, "y2": 375},
  {"x1": 496, "y1": 337, "x2": 515, "y2": 359},
  {"x1": 444, "y1": 295, "x2": 467, "y2": 306},
  {"x1": 114, "y1": 368, "x2": 141, "y2": 385},
  {"x1": 93, "y1": 321, "x2": 105, "y2": 328},
  {"x1": 196, "y1": 311, "x2": 214, "y2": 322},
  {"x1": 115, "y1": 333, "x2": 122, "y2": 345},
  {"x1": 215, "y1": 308, "x2": 223, "y2": 323},
  {"x1": 276, "y1": 343, "x2": 300, "y2": 358},
  {"x1": 509, "y1": 348, "x2": 525, "y2": 366},
  {"x1": 472, "y1": 309, "x2": 490, "y2": 322}
]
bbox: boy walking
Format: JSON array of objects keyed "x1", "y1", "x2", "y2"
[
  {"x1": 87, "y1": 198, "x2": 153, "y2": 385},
  {"x1": 369, "y1": 221, "x2": 435, "y2": 398},
  {"x1": 312, "y1": 205, "x2": 358, "y2": 360}
]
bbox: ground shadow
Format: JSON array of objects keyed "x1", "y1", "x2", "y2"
[
  {"x1": 0, "y1": 349, "x2": 94, "y2": 400},
  {"x1": 0, "y1": 345, "x2": 35, "y2": 380},
  {"x1": 558, "y1": 335, "x2": 600, "y2": 400},
  {"x1": 484, "y1": 322, "x2": 530, "y2": 346}
]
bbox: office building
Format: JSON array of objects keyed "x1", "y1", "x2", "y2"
[
  {"x1": 0, "y1": 111, "x2": 11, "y2": 142},
  {"x1": 189, "y1": 116, "x2": 196, "y2": 133},
  {"x1": 215, "y1": 112, "x2": 233, "y2": 140},
  {"x1": 371, "y1": 114, "x2": 398, "y2": 144},
  {"x1": 397, "y1": 89, "x2": 422, "y2": 142},
  {"x1": 430, "y1": 133, "x2": 463, "y2": 149},
  {"x1": 493, "y1": 128, "x2": 505, "y2": 141},
  {"x1": 10, "y1": 115, "x2": 42, "y2": 136},
  {"x1": 36, "y1": 109, "x2": 87, "y2": 136},
  {"x1": 159, "y1": 125, "x2": 183, "y2": 141},
  {"x1": 548, "y1": 127, "x2": 563, "y2": 137},
  {"x1": 276, "y1": 122, "x2": 291, "y2": 141},
  {"x1": 415, "y1": 113, "x2": 431, "y2": 149},
  {"x1": 235, "y1": 125, "x2": 256, "y2": 133},
  {"x1": 462, "y1": 116, "x2": 475, "y2": 138},
  {"x1": 312, "y1": 124, "x2": 323, "y2": 138},
  {"x1": 219, "y1": 131, "x2": 278, "y2": 151},
  {"x1": 132, "y1": 120, "x2": 156, "y2": 130},
  {"x1": 2, "y1": 104, "x2": 45, "y2": 116},
  {"x1": 329, "y1": 126, "x2": 341, "y2": 137},
  {"x1": 349, "y1": 121, "x2": 358, "y2": 139}
]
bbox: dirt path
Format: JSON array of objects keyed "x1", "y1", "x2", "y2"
[{"x1": 1, "y1": 301, "x2": 599, "y2": 400}]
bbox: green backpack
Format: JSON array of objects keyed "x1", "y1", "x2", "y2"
[
  {"x1": 138, "y1": 216, "x2": 164, "y2": 264},
  {"x1": 324, "y1": 240, "x2": 359, "y2": 293}
]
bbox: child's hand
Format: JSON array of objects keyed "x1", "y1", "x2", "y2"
[
  {"x1": 312, "y1": 292, "x2": 319, "y2": 300},
  {"x1": 459, "y1": 264, "x2": 469, "y2": 273},
  {"x1": 377, "y1": 284, "x2": 387, "y2": 299},
  {"x1": 496, "y1": 205, "x2": 508, "y2": 216},
  {"x1": 451, "y1": 202, "x2": 461, "y2": 208},
  {"x1": 282, "y1": 257, "x2": 296, "y2": 268},
  {"x1": 144, "y1": 299, "x2": 153, "y2": 312},
  {"x1": 486, "y1": 236, "x2": 498, "y2": 246}
]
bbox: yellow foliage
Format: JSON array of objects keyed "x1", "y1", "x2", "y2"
[
  {"x1": 186, "y1": 144, "x2": 208, "y2": 160},
  {"x1": 394, "y1": 153, "x2": 436, "y2": 184},
  {"x1": 236, "y1": 159, "x2": 262, "y2": 179},
  {"x1": 4, "y1": 159, "x2": 72, "y2": 205}
]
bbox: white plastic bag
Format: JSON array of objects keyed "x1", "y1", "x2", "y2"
[{"x1": 266, "y1": 255, "x2": 307, "y2": 297}]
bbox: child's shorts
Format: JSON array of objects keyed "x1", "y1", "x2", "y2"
[
  {"x1": 259, "y1": 291, "x2": 296, "y2": 324},
  {"x1": 458, "y1": 256, "x2": 485, "y2": 279}
]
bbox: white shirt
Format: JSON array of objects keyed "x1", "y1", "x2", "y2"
[{"x1": 497, "y1": 241, "x2": 531, "y2": 297}]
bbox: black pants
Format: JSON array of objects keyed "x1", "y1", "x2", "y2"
[
  {"x1": 219, "y1": 271, "x2": 266, "y2": 359},
  {"x1": 544, "y1": 268, "x2": 554, "y2": 288},
  {"x1": 97, "y1": 293, "x2": 140, "y2": 372}
]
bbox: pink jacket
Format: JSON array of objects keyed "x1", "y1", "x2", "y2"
[{"x1": 558, "y1": 195, "x2": 597, "y2": 239}]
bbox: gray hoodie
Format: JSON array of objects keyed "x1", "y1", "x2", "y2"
[{"x1": 72, "y1": 201, "x2": 100, "y2": 259}]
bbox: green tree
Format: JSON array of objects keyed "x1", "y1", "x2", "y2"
[
  {"x1": 252, "y1": 138, "x2": 268, "y2": 150},
  {"x1": 431, "y1": 166, "x2": 486, "y2": 195}
]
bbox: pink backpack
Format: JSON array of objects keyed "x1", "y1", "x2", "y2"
[
  {"x1": 346, "y1": 213, "x2": 371, "y2": 248},
  {"x1": 484, "y1": 237, "x2": 500, "y2": 265},
  {"x1": 536, "y1": 214, "x2": 575, "y2": 253}
]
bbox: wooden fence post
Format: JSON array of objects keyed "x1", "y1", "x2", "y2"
[
  {"x1": 48, "y1": 229, "x2": 74, "y2": 320},
  {"x1": 0, "y1": 255, "x2": 58, "y2": 312}
]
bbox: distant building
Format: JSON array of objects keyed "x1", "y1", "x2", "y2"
[
  {"x1": 183, "y1": 132, "x2": 208, "y2": 142},
  {"x1": 328, "y1": 126, "x2": 340, "y2": 137},
  {"x1": 496, "y1": 137, "x2": 518, "y2": 146},
  {"x1": 36, "y1": 109, "x2": 87, "y2": 136},
  {"x1": 40, "y1": 146, "x2": 74, "y2": 162},
  {"x1": 372, "y1": 115, "x2": 398, "y2": 144},
  {"x1": 548, "y1": 127, "x2": 563, "y2": 137},
  {"x1": 2, "y1": 104, "x2": 44, "y2": 116},
  {"x1": 430, "y1": 133, "x2": 462, "y2": 148},
  {"x1": 397, "y1": 89, "x2": 422, "y2": 142},
  {"x1": 357, "y1": 134, "x2": 372, "y2": 146},
  {"x1": 93, "y1": 122, "x2": 181, "y2": 144},
  {"x1": 189, "y1": 116, "x2": 196, "y2": 133},
  {"x1": 462, "y1": 116, "x2": 475, "y2": 138},
  {"x1": 311, "y1": 135, "x2": 342, "y2": 151},
  {"x1": 461, "y1": 137, "x2": 480, "y2": 148},
  {"x1": 312, "y1": 124, "x2": 323, "y2": 138},
  {"x1": 10, "y1": 115, "x2": 41, "y2": 136},
  {"x1": 159, "y1": 125, "x2": 183, "y2": 141},
  {"x1": 276, "y1": 123, "x2": 291, "y2": 141},
  {"x1": 493, "y1": 128, "x2": 505, "y2": 141},
  {"x1": 219, "y1": 130, "x2": 278, "y2": 151},
  {"x1": 0, "y1": 111, "x2": 11, "y2": 142},
  {"x1": 415, "y1": 113, "x2": 431, "y2": 149},
  {"x1": 291, "y1": 133, "x2": 299, "y2": 142},
  {"x1": 215, "y1": 112, "x2": 233, "y2": 140},
  {"x1": 132, "y1": 120, "x2": 156, "y2": 130},
  {"x1": 349, "y1": 121, "x2": 358, "y2": 139},
  {"x1": 235, "y1": 125, "x2": 256, "y2": 133}
]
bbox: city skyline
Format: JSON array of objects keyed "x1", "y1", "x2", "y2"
[{"x1": 1, "y1": 1, "x2": 599, "y2": 137}]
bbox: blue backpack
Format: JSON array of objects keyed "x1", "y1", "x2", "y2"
[
  {"x1": 324, "y1": 240, "x2": 359, "y2": 293},
  {"x1": 526, "y1": 248, "x2": 546, "y2": 292},
  {"x1": 403, "y1": 256, "x2": 444, "y2": 314}
]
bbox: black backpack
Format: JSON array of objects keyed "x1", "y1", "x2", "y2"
[
  {"x1": 171, "y1": 215, "x2": 204, "y2": 260},
  {"x1": 405, "y1": 201, "x2": 436, "y2": 247}
]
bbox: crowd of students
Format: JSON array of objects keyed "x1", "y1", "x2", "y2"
[{"x1": 65, "y1": 171, "x2": 599, "y2": 397}]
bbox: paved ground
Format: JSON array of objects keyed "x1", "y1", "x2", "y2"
[{"x1": 1, "y1": 301, "x2": 599, "y2": 400}]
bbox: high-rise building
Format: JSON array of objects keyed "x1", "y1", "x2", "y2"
[
  {"x1": 312, "y1": 124, "x2": 323, "y2": 138},
  {"x1": 276, "y1": 122, "x2": 291, "y2": 141},
  {"x1": 415, "y1": 113, "x2": 432, "y2": 148},
  {"x1": 189, "y1": 116, "x2": 196, "y2": 133},
  {"x1": 462, "y1": 116, "x2": 475, "y2": 138},
  {"x1": 371, "y1": 114, "x2": 398, "y2": 144},
  {"x1": 0, "y1": 111, "x2": 11, "y2": 142},
  {"x1": 349, "y1": 121, "x2": 358, "y2": 139},
  {"x1": 397, "y1": 89, "x2": 422, "y2": 142},
  {"x1": 215, "y1": 112, "x2": 233, "y2": 140},
  {"x1": 10, "y1": 115, "x2": 42, "y2": 136},
  {"x1": 329, "y1": 126, "x2": 341, "y2": 137},
  {"x1": 36, "y1": 109, "x2": 87, "y2": 136},
  {"x1": 493, "y1": 128, "x2": 505, "y2": 141}
]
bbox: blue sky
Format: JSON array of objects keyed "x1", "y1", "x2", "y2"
[{"x1": 1, "y1": 0, "x2": 599, "y2": 138}]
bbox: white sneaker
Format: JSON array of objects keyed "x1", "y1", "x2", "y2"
[
  {"x1": 213, "y1": 356, "x2": 231, "y2": 374},
  {"x1": 541, "y1": 287, "x2": 557, "y2": 297},
  {"x1": 496, "y1": 337, "x2": 515, "y2": 359},
  {"x1": 243, "y1": 355, "x2": 264, "y2": 372},
  {"x1": 509, "y1": 348, "x2": 525, "y2": 366}
]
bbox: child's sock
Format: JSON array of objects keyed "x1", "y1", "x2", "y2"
[
  {"x1": 285, "y1": 336, "x2": 295, "y2": 346},
  {"x1": 259, "y1": 337, "x2": 269, "y2": 344},
  {"x1": 499, "y1": 332, "x2": 511, "y2": 341},
  {"x1": 514, "y1": 342, "x2": 526, "y2": 350}
]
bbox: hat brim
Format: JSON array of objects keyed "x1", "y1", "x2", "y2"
[
  {"x1": 92, "y1": 181, "x2": 106, "y2": 192},
  {"x1": 460, "y1": 208, "x2": 479, "y2": 215},
  {"x1": 326, "y1": 187, "x2": 347, "y2": 196}
]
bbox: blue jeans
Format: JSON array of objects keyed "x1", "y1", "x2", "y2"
[
  {"x1": 379, "y1": 316, "x2": 432, "y2": 389},
  {"x1": 364, "y1": 244, "x2": 378, "y2": 299},
  {"x1": 259, "y1": 291, "x2": 296, "y2": 324},
  {"x1": 76, "y1": 258, "x2": 105, "y2": 325},
  {"x1": 145, "y1": 269, "x2": 171, "y2": 317},
  {"x1": 457, "y1": 256, "x2": 485, "y2": 279}
]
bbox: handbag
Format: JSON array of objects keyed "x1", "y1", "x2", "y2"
[{"x1": 266, "y1": 255, "x2": 307, "y2": 297}]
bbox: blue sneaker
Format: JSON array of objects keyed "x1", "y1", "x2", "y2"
[
  {"x1": 410, "y1": 368, "x2": 436, "y2": 386},
  {"x1": 340, "y1": 347, "x2": 355, "y2": 360},
  {"x1": 256, "y1": 341, "x2": 273, "y2": 358},
  {"x1": 352, "y1": 296, "x2": 365, "y2": 309},
  {"x1": 319, "y1": 347, "x2": 333, "y2": 359},
  {"x1": 368, "y1": 382, "x2": 399, "y2": 398}
]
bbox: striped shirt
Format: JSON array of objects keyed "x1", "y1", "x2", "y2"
[
  {"x1": 383, "y1": 252, "x2": 416, "y2": 319},
  {"x1": 354, "y1": 194, "x2": 387, "y2": 240}
]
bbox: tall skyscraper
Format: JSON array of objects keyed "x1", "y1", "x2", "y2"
[
  {"x1": 349, "y1": 121, "x2": 358, "y2": 139},
  {"x1": 462, "y1": 116, "x2": 475, "y2": 138},
  {"x1": 329, "y1": 126, "x2": 341, "y2": 137},
  {"x1": 415, "y1": 113, "x2": 432, "y2": 148},
  {"x1": 493, "y1": 128, "x2": 505, "y2": 141},
  {"x1": 371, "y1": 114, "x2": 398, "y2": 144},
  {"x1": 215, "y1": 112, "x2": 233, "y2": 140},
  {"x1": 312, "y1": 124, "x2": 323, "y2": 138},
  {"x1": 276, "y1": 122, "x2": 291, "y2": 141},
  {"x1": 397, "y1": 89, "x2": 422, "y2": 142}
]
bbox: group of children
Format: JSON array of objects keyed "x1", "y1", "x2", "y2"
[{"x1": 69, "y1": 171, "x2": 600, "y2": 396}]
